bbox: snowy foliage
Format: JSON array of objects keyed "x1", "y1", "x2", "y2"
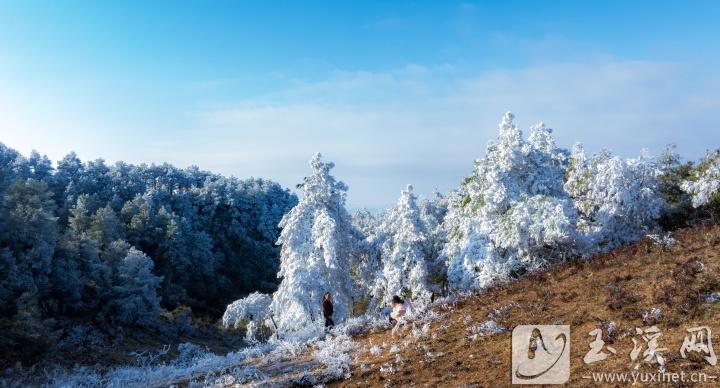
[
  {"x1": 269, "y1": 153, "x2": 361, "y2": 332},
  {"x1": 682, "y1": 150, "x2": 720, "y2": 207},
  {"x1": 222, "y1": 292, "x2": 272, "y2": 342},
  {"x1": 1, "y1": 341, "x2": 275, "y2": 388},
  {"x1": 0, "y1": 142, "x2": 297, "y2": 350},
  {"x1": 373, "y1": 185, "x2": 433, "y2": 307},
  {"x1": 443, "y1": 113, "x2": 581, "y2": 291},
  {"x1": 4, "y1": 314, "x2": 383, "y2": 387},
  {"x1": 647, "y1": 232, "x2": 677, "y2": 248},
  {"x1": 312, "y1": 334, "x2": 357, "y2": 380},
  {"x1": 349, "y1": 209, "x2": 384, "y2": 302},
  {"x1": 109, "y1": 248, "x2": 163, "y2": 327},
  {"x1": 222, "y1": 292, "x2": 272, "y2": 328},
  {"x1": 566, "y1": 145, "x2": 665, "y2": 250},
  {"x1": 418, "y1": 192, "x2": 448, "y2": 290},
  {"x1": 352, "y1": 194, "x2": 448, "y2": 308},
  {"x1": 351, "y1": 208, "x2": 383, "y2": 238},
  {"x1": 330, "y1": 315, "x2": 374, "y2": 337},
  {"x1": 703, "y1": 292, "x2": 720, "y2": 303},
  {"x1": 174, "y1": 343, "x2": 207, "y2": 368},
  {"x1": 443, "y1": 112, "x2": 666, "y2": 291},
  {"x1": 4, "y1": 110, "x2": 716, "y2": 383}
]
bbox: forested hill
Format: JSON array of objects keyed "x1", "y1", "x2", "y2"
[{"x1": 0, "y1": 142, "x2": 297, "y2": 363}]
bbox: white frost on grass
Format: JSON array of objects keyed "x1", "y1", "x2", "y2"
[
  {"x1": 642, "y1": 307, "x2": 663, "y2": 325},
  {"x1": 9, "y1": 287, "x2": 458, "y2": 387},
  {"x1": 312, "y1": 334, "x2": 357, "y2": 381},
  {"x1": 647, "y1": 233, "x2": 676, "y2": 248},
  {"x1": 473, "y1": 320, "x2": 506, "y2": 335},
  {"x1": 25, "y1": 343, "x2": 274, "y2": 388},
  {"x1": 466, "y1": 320, "x2": 506, "y2": 342},
  {"x1": 703, "y1": 292, "x2": 720, "y2": 303}
]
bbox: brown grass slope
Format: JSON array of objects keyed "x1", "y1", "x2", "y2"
[{"x1": 333, "y1": 224, "x2": 720, "y2": 387}]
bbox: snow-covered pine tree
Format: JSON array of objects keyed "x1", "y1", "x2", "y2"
[
  {"x1": 418, "y1": 191, "x2": 448, "y2": 294},
  {"x1": 268, "y1": 153, "x2": 359, "y2": 332},
  {"x1": 682, "y1": 150, "x2": 720, "y2": 209},
  {"x1": 443, "y1": 112, "x2": 667, "y2": 293},
  {"x1": 374, "y1": 185, "x2": 432, "y2": 307},
  {"x1": 0, "y1": 178, "x2": 57, "y2": 317},
  {"x1": 565, "y1": 144, "x2": 666, "y2": 250},
  {"x1": 349, "y1": 208, "x2": 383, "y2": 311},
  {"x1": 442, "y1": 112, "x2": 581, "y2": 291},
  {"x1": 107, "y1": 247, "x2": 163, "y2": 327}
]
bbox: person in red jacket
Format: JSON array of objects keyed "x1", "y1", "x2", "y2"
[{"x1": 322, "y1": 292, "x2": 334, "y2": 328}]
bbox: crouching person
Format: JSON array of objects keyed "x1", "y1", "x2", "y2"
[{"x1": 389, "y1": 295, "x2": 411, "y2": 324}]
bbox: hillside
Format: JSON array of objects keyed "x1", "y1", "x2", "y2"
[
  {"x1": 13, "y1": 224, "x2": 718, "y2": 387},
  {"x1": 330, "y1": 223, "x2": 720, "y2": 387},
  {"x1": 208, "y1": 223, "x2": 720, "y2": 387}
]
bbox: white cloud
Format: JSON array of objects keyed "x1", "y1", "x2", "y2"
[{"x1": 195, "y1": 60, "x2": 720, "y2": 208}]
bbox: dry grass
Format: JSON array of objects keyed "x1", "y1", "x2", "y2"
[{"x1": 332, "y1": 224, "x2": 720, "y2": 387}]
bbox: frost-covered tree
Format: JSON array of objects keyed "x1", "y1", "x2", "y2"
[
  {"x1": 565, "y1": 145, "x2": 665, "y2": 250},
  {"x1": 222, "y1": 292, "x2": 272, "y2": 342},
  {"x1": 349, "y1": 209, "x2": 383, "y2": 306},
  {"x1": 89, "y1": 205, "x2": 123, "y2": 247},
  {"x1": 0, "y1": 140, "x2": 296, "y2": 354},
  {"x1": 655, "y1": 145, "x2": 697, "y2": 229},
  {"x1": 373, "y1": 185, "x2": 432, "y2": 306},
  {"x1": 106, "y1": 248, "x2": 163, "y2": 327},
  {"x1": 443, "y1": 112, "x2": 667, "y2": 292},
  {"x1": 352, "y1": 209, "x2": 383, "y2": 238},
  {"x1": 418, "y1": 191, "x2": 448, "y2": 292},
  {"x1": 27, "y1": 151, "x2": 53, "y2": 182},
  {"x1": 269, "y1": 153, "x2": 359, "y2": 332},
  {"x1": 443, "y1": 113, "x2": 582, "y2": 291},
  {"x1": 0, "y1": 178, "x2": 58, "y2": 315},
  {"x1": 682, "y1": 150, "x2": 720, "y2": 213}
]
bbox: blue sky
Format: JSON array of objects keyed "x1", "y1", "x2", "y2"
[{"x1": 1, "y1": 1, "x2": 719, "y2": 208}]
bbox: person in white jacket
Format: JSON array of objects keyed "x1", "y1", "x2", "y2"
[{"x1": 389, "y1": 295, "x2": 413, "y2": 324}]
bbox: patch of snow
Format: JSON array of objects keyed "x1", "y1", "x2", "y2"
[
  {"x1": 642, "y1": 307, "x2": 663, "y2": 325},
  {"x1": 703, "y1": 292, "x2": 720, "y2": 303},
  {"x1": 647, "y1": 233, "x2": 676, "y2": 248},
  {"x1": 312, "y1": 334, "x2": 356, "y2": 381}
]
